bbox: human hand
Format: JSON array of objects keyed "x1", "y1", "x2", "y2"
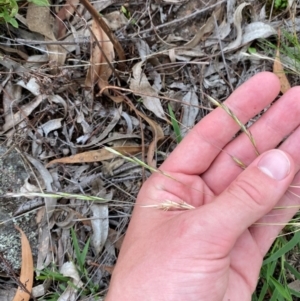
[{"x1": 105, "y1": 72, "x2": 300, "y2": 301}]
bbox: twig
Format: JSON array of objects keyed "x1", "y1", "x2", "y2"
[
  {"x1": 79, "y1": 0, "x2": 126, "y2": 70},
  {"x1": 213, "y1": 13, "x2": 234, "y2": 92},
  {"x1": 205, "y1": 94, "x2": 260, "y2": 156},
  {"x1": 129, "y1": 0, "x2": 226, "y2": 37},
  {"x1": 0, "y1": 251, "x2": 35, "y2": 299}
]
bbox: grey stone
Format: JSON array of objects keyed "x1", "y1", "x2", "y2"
[{"x1": 0, "y1": 146, "x2": 38, "y2": 272}]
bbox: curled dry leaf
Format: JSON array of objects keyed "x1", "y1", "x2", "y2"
[
  {"x1": 130, "y1": 62, "x2": 166, "y2": 120},
  {"x1": 48, "y1": 95, "x2": 67, "y2": 117},
  {"x1": 224, "y1": 2, "x2": 250, "y2": 51},
  {"x1": 91, "y1": 204, "x2": 109, "y2": 255},
  {"x1": 85, "y1": 19, "x2": 115, "y2": 90},
  {"x1": 136, "y1": 111, "x2": 164, "y2": 167},
  {"x1": 20, "y1": 177, "x2": 40, "y2": 199},
  {"x1": 1, "y1": 95, "x2": 44, "y2": 133},
  {"x1": 46, "y1": 146, "x2": 145, "y2": 166},
  {"x1": 58, "y1": 262, "x2": 84, "y2": 301},
  {"x1": 17, "y1": 78, "x2": 41, "y2": 96},
  {"x1": 40, "y1": 118, "x2": 63, "y2": 137},
  {"x1": 13, "y1": 226, "x2": 33, "y2": 301},
  {"x1": 242, "y1": 22, "x2": 276, "y2": 44}
]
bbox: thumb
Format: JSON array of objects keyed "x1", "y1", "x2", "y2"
[{"x1": 197, "y1": 149, "x2": 295, "y2": 252}]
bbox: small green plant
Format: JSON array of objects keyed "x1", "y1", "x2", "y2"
[
  {"x1": 259, "y1": 30, "x2": 300, "y2": 75},
  {"x1": 71, "y1": 227, "x2": 90, "y2": 279},
  {"x1": 0, "y1": 0, "x2": 18, "y2": 27},
  {"x1": 168, "y1": 104, "x2": 182, "y2": 144},
  {"x1": 248, "y1": 46, "x2": 257, "y2": 54},
  {"x1": 120, "y1": 5, "x2": 136, "y2": 25},
  {"x1": 0, "y1": 0, "x2": 49, "y2": 28},
  {"x1": 274, "y1": 0, "x2": 288, "y2": 10},
  {"x1": 36, "y1": 228, "x2": 99, "y2": 300},
  {"x1": 252, "y1": 231, "x2": 300, "y2": 300}
]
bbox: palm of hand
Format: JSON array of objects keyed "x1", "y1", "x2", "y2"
[{"x1": 107, "y1": 73, "x2": 300, "y2": 301}]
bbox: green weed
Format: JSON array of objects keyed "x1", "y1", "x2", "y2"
[
  {"x1": 168, "y1": 104, "x2": 182, "y2": 144},
  {"x1": 0, "y1": 0, "x2": 49, "y2": 28},
  {"x1": 36, "y1": 228, "x2": 100, "y2": 300},
  {"x1": 252, "y1": 230, "x2": 300, "y2": 300}
]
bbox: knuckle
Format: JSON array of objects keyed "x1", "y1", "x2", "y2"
[{"x1": 227, "y1": 177, "x2": 266, "y2": 210}]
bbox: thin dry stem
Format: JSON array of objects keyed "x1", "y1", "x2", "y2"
[
  {"x1": 142, "y1": 200, "x2": 196, "y2": 211},
  {"x1": 206, "y1": 95, "x2": 260, "y2": 156}
]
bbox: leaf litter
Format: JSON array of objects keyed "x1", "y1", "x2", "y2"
[{"x1": 0, "y1": 0, "x2": 299, "y2": 299}]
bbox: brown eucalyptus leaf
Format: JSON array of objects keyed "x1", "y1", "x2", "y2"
[
  {"x1": 85, "y1": 19, "x2": 115, "y2": 90},
  {"x1": 46, "y1": 146, "x2": 144, "y2": 166},
  {"x1": 13, "y1": 226, "x2": 33, "y2": 301},
  {"x1": 273, "y1": 48, "x2": 291, "y2": 94}
]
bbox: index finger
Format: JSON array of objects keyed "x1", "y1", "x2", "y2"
[{"x1": 161, "y1": 72, "x2": 281, "y2": 175}]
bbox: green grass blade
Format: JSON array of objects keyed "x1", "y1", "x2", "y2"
[
  {"x1": 81, "y1": 237, "x2": 90, "y2": 263},
  {"x1": 269, "y1": 288, "x2": 279, "y2": 301},
  {"x1": 263, "y1": 231, "x2": 300, "y2": 266},
  {"x1": 257, "y1": 280, "x2": 269, "y2": 301},
  {"x1": 168, "y1": 104, "x2": 182, "y2": 143},
  {"x1": 256, "y1": 260, "x2": 277, "y2": 301},
  {"x1": 71, "y1": 228, "x2": 84, "y2": 272},
  {"x1": 269, "y1": 276, "x2": 292, "y2": 301},
  {"x1": 284, "y1": 261, "x2": 300, "y2": 280}
]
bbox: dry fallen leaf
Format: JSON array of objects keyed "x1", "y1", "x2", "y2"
[
  {"x1": 58, "y1": 262, "x2": 84, "y2": 301},
  {"x1": 180, "y1": 91, "x2": 200, "y2": 137},
  {"x1": 130, "y1": 62, "x2": 166, "y2": 120},
  {"x1": 100, "y1": 87, "x2": 164, "y2": 167},
  {"x1": 55, "y1": 0, "x2": 80, "y2": 39},
  {"x1": 135, "y1": 110, "x2": 164, "y2": 167},
  {"x1": 46, "y1": 146, "x2": 144, "y2": 166},
  {"x1": 184, "y1": 4, "x2": 223, "y2": 48},
  {"x1": 13, "y1": 226, "x2": 34, "y2": 301},
  {"x1": 1, "y1": 95, "x2": 44, "y2": 133},
  {"x1": 26, "y1": 3, "x2": 66, "y2": 72},
  {"x1": 90, "y1": 204, "x2": 109, "y2": 255},
  {"x1": 85, "y1": 19, "x2": 115, "y2": 90},
  {"x1": 273, "y1": 49, "x2": 291, "y2": 94},
  {"x1": 224, "y1": 2, "x2": 251, "y2": 51}
]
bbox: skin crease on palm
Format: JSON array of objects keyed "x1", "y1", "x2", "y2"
[{"x1": 105, "y1": 72, "x2": 300, "y2": 301}]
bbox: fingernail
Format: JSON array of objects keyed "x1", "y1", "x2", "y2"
[{"x1": 258, "y1": 150, "x2": 290, "y2": 181}]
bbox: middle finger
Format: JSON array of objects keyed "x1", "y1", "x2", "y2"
[{"x1": 202, "y1": 87, "x2": 300, "y2": 194}]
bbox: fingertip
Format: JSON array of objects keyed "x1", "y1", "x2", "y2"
[
  {"x1": 282, "y1": 85, "x2": 300, "y2": 97},
  {"x1": 257, "y1": 149, "x2": 291, "y2": 181},
  {"x1": 251, "y1": 72, "x2": 281, "y2": 95}
]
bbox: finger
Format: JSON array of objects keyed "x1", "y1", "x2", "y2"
[
  {"x1": 202, "y1": 86, "x2": 300, "y2": 194},
  {"x1": 250, "y1": 125, "x2": 300, "y2": 255},
  {"x1": 187, "y1": 150, "x2": 295, "y2": 254},
  {"x1": 161, "y1": 72, "x2": 280, "y2": 175}
]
